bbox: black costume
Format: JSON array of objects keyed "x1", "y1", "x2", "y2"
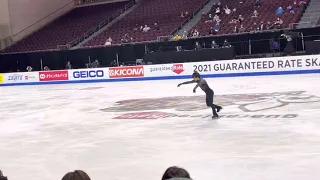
[{"x1": 178, "y1": 78, "x2": 222, "y2": 118}]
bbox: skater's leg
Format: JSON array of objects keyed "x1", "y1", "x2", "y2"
[{"x1": 206, "y1": 91, "x2": 219, "y2": 118}]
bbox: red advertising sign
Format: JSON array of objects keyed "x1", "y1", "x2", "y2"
[
  {"x1": 109, "y1": 66, "x2": 144, "y2": 78},
  {"x1": 172, "y1": 64, "x2": 184, "y2": 74},
  {"x1": 39, "y1": 71, "x2": 69, "y2": 81}
]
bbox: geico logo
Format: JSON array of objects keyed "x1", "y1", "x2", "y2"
[
  {"x1": 73, "y1": 70, "x2": 104, "y2": 78},
  {"x1": 112, "y1": 68, "x2": 143, "y2": 76}
]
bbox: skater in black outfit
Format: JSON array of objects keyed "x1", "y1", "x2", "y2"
[{"x1": 177, "y1": 72, "x2": 222, "y2": 119}]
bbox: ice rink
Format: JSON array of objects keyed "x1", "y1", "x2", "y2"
[{"x1": 1, "y1": 74, "x2": 320, "y2": 180}]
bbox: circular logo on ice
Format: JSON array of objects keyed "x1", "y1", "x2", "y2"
[{"x1": 40, "y1": 74, "x2": 46, "y2": 79}]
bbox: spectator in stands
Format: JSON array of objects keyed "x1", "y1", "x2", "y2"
[
  {"x1": 217, "y1": 1, "x2": 222, "y2": 8},
  {"x1": 213, "y1": 22, "x2": 221, "y2": 32},
  {"x1": 252, "y1": 23, "x2": 259, "y2": 32},
  {"x1": 185, "y1": 12, "x2": 189, "y2": 17},
  {"x1": 238, "y1": 15, "x2": 244, "y2": 23},
  {"x1": 66, "y1": 61, "x2": 72, "y2": 69},
  {"x1": 255, "y1": 0, "x2": 262, "y2": 7},
  {"x1": 153, "y1": 23, "x2": 160, "y2": 31},
  {"x1": 62, "y1": 170, "x2": 91, "y2": 180},
  {"x1": 143, "y1": 25, "x2": 151, "y2": 32},
  {"x1": 0, "y1": 170, "x2": 8, "y2": 180},
  {"x1": 26, "y1": 66, "x2": 33, "y2": 72},
  {"x1": 193, "y1": 29, "x2": 200, "y2": 37},
  {"x1": 260, "y1": 22, "x2": 265, "y2": 31},
  {"x1": 44, "y1": 66, "x2": 50, "y2": 71},
  {"x1": 233, "y1": 25, "x2": 239, "y2": 33},
  {"x1": 215, "y1": 7, "x2": 221, "y2": 15},
  {"x1": 211, "y1": 40, "x2": 219, "y2": 48},
  {"x1": 287, "y1": 5, "x2": 295, "y2": 13},
  {"x1": 223, "y1": 39, "x2": 231, "y2": 47},
  {"x1": 161, "y1": 166, "x2": 192, "y2": 180},
  {"x1": 93, "y1": 59, "x2": 100, "y2": 68},
  {"x1": 230, "y1": 16, "x2": 238, "y2": 23},
  {"x1": 233, "y1": 8, "x2": 237, "y2": 13},
  {"x1": 104, "y1": 37, "x2": 112, "y2": 46},
  {"x1": 208, "y1": 13, "x2": 212, "y2": 19},
  {"x1": 274, "y1": 17, "x2": 283, "y2": 28},
  {"x1": 239, "y1": 24, "x2": 246, "y2": 33},
  {"x1": 213, "y1": 14, "x2": 221, "y2": 23},
  {"x1": 224, "y1": 5, "x2": 231, "y2": 15},
  {"x1": 180, "y1": 12, "x2": 185, "y2": 18},
  {"x1": 299, "y1": 0, "x2": 307, "y2": 11},
  {"x1": 173, "y1": 34, "x2": 182, "y2": 41},
  {"x1": 201, "y1": 12, "x2": 206, "y2": 19},
  {"x1": 182, "y1": 29, "x2": 188, "y2": 39},
  {"x1": 121, "y1": 33, "x2": 133, "y2": 43},
  {"x1": 266, "y1": 21, "x2": 274, "y2": 30},
  {"x1": 276, "y1": 7, "x2": 285, "y2": 14},
  {"x1": 209, "y1": 27, "x2": 216, "y2": 35},
  {"x1": 188, "y1": 30, "x2": 194, "y2": 37},
  {"x1": 251, "y1": 10, "x2": 258, "y2": 18},
  {"x1": 195, "y1": 41, "x2": 202, "y2": 50}
]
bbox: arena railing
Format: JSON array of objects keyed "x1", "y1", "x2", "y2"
[
  {"x1": 289, "y1": 21, "x2": 313, "y2": 29},
  {"x1": 66, "y1": 0, "x2": 134, "y2": 49}
]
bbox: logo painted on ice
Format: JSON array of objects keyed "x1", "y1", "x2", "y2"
[{"x1": 100, "y1": 91, "x2": 320, "y2": 119}]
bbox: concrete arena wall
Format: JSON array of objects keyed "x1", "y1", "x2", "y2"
[
  {"x1": 0, "y1": 0, "x2": 11, "y2": 39},
  {"x1": 9, "y1": 0, "x2": 74, "y2": 42},
  {"x1": 0, "y1": 55, "x2": 319, "y2": 87}
]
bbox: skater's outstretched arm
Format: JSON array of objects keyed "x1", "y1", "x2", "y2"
[{"x1": 177, "y1": 80, "x2": 196, "y2": 87}]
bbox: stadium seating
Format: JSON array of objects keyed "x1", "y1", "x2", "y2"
[
  {"x1": 193, "y1": 0, "x2": 305, "y2": 36},
  {"x1": 83, "y1": 0, "x2": 207, "y2": 47},
  {"x1": 4, "y1": 1, "x2": 129, "y2": 53}
]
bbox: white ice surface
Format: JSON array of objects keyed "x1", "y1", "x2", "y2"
[{"x1": 1, "y1": 74, "x2": 320, "y2": 180}]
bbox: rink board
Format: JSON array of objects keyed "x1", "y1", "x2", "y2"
[{"x1": 0, "y1": 54, "x2": 320, "y2": 86}]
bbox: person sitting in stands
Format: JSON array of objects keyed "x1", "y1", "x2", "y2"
[
  {"x1": 274, "y1": 17, "x2": 283, "y2": 28},
  {"x1": 287, "y1": 5, "x2": 295, "y2": 13},
  {"x1": 153, "y1": 23, "x2": 160, "y2": 30},
  {"x1": 251, "y1": 10, "x2": 258, "y2": 18},
  {"x1": 224, "y1": 5, "x2": 231, "y2": 15},
  {"x1": 66, "y1": 61, "x2": 72, "y2": 69},
  {"x1": 238, "y1": 15, "x2": 244, "y2": 23},
  {"x1": 266, "y1": 21, "x2": 274, "y2": 30},
  {"x1": 255, "y1": 0, "x2": 262, "y2": 7},
  {"x1": 44, "y1": 66, "x2": 50, "y2": 71},
  {"x1": 142, "y1": 25, "x2": 150, "y2": 32},
  {"x1": 213, "y1": 22, "x2": 221, "y2": 32},
  {"x1": 193, "y1": 29, "x2": 200, "y2": 37},
  {"x1": 173, "y1": 34, "x2": 182, "y2": 41},
  {"x1": 211, "y1": 40, "x2": 219, "y2": 48},
  {"x1": 195, "y1": 41, "x2": 202, "y2": 50},
  {"x1": 209, "y1": 27, "x2": 216, "y2": 35},
  {"x1": 121, "y1": 33, "x2": 133, "y2": 43},
  {"x1": 233, "y1": 25, "x2": 238, "y2": 33},
  {"x1": 260, "y1": 22, "x2": 265, "y2": 31},
  {"x1": 238, "y1": 24, "x2": 246, "y2": 33},
  {"x1": 104, "y1": 37, "x2": 112, "y2": 46},
  {"x1": 276, "y1": 7, "x2": 285, "y2": 14},
  {"x1": 26, "y1": 66, "x2": 33, "y2": 72},
  {"x1": 223, "y1": 39, "x2": 231, "y2": 47}
]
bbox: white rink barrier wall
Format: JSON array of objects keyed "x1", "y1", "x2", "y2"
[{"x1": 0, "y1": 55, "x2": 320, "y2": 86}]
